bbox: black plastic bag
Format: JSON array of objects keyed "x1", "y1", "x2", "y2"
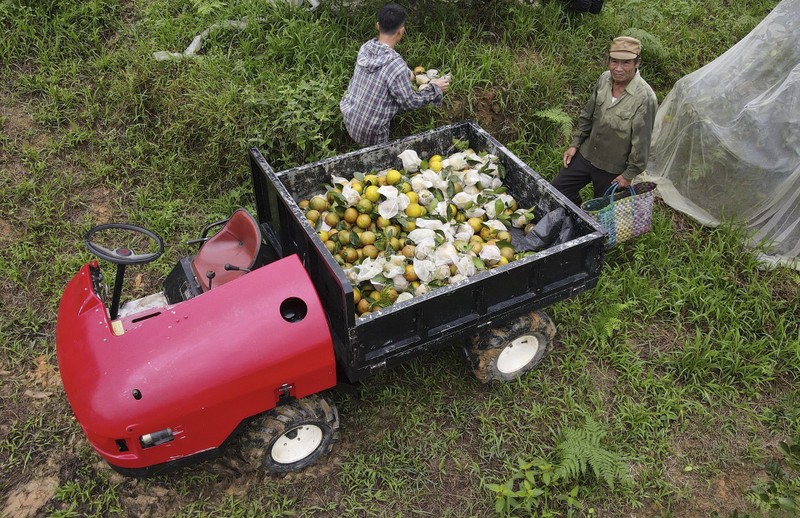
[{"x1": 510, "y1": 207, "x2": 575, "y2": 252}]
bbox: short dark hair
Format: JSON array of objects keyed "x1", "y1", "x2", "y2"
[{"x1": 377, "y1": 3, "x2": 407, "y2": 34}]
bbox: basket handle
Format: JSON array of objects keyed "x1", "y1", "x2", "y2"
[{"x1": 602, "y1": 182, "x2": 636, "y2": 203}]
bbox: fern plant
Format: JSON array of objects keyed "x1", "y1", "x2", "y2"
[
  {"x1": 190, "y1": 0, "x2": 226, "y2": 17},
  {"x1": 534, "y1": 107, "x2": 574, "y2": 145},
  {"x1": 744, "y1": 436, "x2": 800, "y2": 514},
  {"x1": 554, "y1": 417, "x2": 629, "y2": 489},
  {"x1": 622, "y1": 28, "x2": 669, "y2": 62},
  {"x1": 590, "y1": 301, "x2": 631, "y2": 345},
  {"x1": 486, "y1": 418, "x2": 630, "y2": 516}
]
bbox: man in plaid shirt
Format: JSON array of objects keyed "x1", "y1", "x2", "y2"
[{"x1": 340, "y1": 3, "x2": 450, "y2": 147}]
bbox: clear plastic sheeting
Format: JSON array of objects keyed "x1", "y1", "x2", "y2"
[{"x1": 643, "y1": 0, "x2": 800, "y2": 270}]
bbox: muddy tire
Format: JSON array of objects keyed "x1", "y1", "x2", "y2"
[
  {"x1": 239, "y1": 394, "x2": 339, "y2": 474},
  {"x1": 466, "y1": 310, "x2": 556, "y2": 383}
]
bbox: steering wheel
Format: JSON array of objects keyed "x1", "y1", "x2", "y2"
[{"x1": 84, "y1": 223, "x2": 164, "y2": 265}]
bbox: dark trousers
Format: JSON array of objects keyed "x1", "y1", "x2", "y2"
[
  {"x1": 566, "y1": 0, "x2": 604, "y2": 14},
  {"x1": 551, "y1": 151, "x2": 617, "y2": 206}
]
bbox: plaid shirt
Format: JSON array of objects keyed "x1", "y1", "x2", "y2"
[{"x1": 340, "y1": 39, "x2": 442, "y2": 146}]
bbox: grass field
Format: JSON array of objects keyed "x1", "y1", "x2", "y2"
[{"x1": 2, "y1": 0, "x2": 799, "y2": 516}]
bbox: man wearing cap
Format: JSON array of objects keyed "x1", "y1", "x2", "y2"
[
  {"x1": 552, "y1": 36, "x2": 658, "y2": 206},
  {"x1": 340, "y1": 3, "x2": 450, "y2": 147}
]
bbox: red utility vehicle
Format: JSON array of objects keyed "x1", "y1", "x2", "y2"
[{"x1": 56, "y1": 123, "x2": 605, "y2": 477}]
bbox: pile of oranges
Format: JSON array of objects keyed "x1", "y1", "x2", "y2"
[{"x1": 297, "y1": 145, "x2": 536, "y2": 318}]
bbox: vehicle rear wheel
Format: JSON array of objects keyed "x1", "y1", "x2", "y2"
[
  {"x1": 466, "y1": 310, "x2": 556, "y2": 383},
  {"x1": 240, "y1": 394, "x2": 339, "y2": 474}
]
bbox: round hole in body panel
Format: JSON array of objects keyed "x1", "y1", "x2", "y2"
[{"x1": 280, "y1": 297, "x2": 307, "y2": 322}]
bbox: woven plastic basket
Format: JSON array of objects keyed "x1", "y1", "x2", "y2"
[{"x1": 581, "y1": 182, "x2": 656, "y2": 247}]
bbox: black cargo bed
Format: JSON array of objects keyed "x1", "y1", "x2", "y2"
[{"x1": 250, "y1": 121, "x2": 605, "y2": 382}]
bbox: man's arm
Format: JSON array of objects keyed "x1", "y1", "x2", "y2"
[{"x1": 620, "y1": 93, "x2": 658, "y2": 181}]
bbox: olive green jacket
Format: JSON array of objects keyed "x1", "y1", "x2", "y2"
[{"x1": 570, "y1": 70, "x2": 658, "y2": 180}]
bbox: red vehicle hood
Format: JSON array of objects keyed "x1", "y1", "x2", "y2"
[{"x1": 56, "y1": 254, "x2": 336, "y2": 468}]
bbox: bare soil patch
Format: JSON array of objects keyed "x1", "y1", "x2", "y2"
[
  {"x1": 450, "y1": 87, "x2": 517, "y2": 143},
  {"x1": 2, "y1": 476, "x2": 59, "y2": 518}
]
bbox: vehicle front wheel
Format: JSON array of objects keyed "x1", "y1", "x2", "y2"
[
  {"x1": 239, "y1": 394, "x2": 340, "y2": 474},
  {"x1": 466, "y1": 310, "x2": 556, "y2": 383}
]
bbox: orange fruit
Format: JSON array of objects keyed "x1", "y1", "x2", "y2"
[
  {"x1": 309, "y1": 195, "x2": 328, "y2": 211},
  {"x1": 467, "y1": 217, "x2": 483, "y2": 233},
  {"x1": 362, "y1": 244, "x2": 379, "y2": 259},
  {"x1": 386, "y1": 169, "x2": 402, "y2": 185},
  {"x1": 405, "y1": 203, "x2": 423, "y2": 218},
  {"x1": 356, "y1": 214, "x2": 372, "y2": 229},
  {"x1": 344, "y1": 207, "x2": 359, "y2": 224},
  {"x1": 359, "y1": 230, "x2": 376, "y2": 245},
  {"x1": 365, "y1": 186, "x2": 380, "y2": 203},
  {"x1": 341, "y1": 247, "x2": 358, "y2": 263},
  {"x1": 324, "y1": 212, "x2": 340, "y2": 227},
  {"x1": 306, "y1": 209, "x2": 320, "y2": 223}
]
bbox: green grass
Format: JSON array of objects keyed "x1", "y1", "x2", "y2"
[{"x1": 2, "y1": 0, "x2": 799, "y2": 516}]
